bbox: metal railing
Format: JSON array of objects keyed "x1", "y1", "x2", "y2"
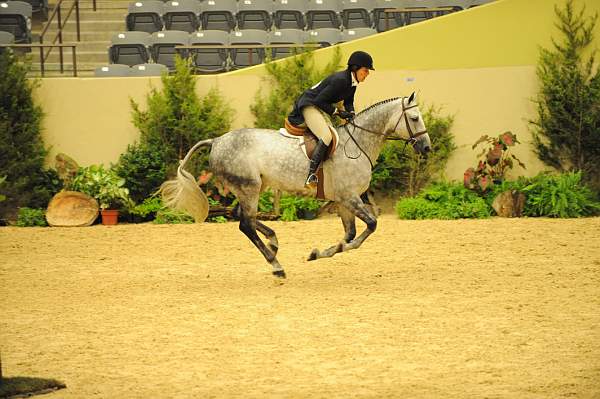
[
  {"x1": 38, "y1": 0, "x2": 81, "y2": 76},
  {"x1": 0, "y1": 44, "x2": 78, "y2": 76}
]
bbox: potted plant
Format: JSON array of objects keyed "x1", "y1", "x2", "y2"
[
  {"x1": 70, "y1": 165, "x2": 133, "y2": 225},
  {"x1": 296, "y1": 196, "x2": 322, "y2": 220}
]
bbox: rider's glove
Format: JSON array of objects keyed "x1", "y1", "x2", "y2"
[{"x1": 336, "y1": 109, "x2": 355, "y2": 121}]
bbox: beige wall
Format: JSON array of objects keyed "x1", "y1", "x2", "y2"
[{"x1": 35, "y1": 0, "x2": 600, "y2": 181}]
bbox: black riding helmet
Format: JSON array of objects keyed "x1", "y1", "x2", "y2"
[{"x1": 347, "y1": 50, "x2": 375, "y2": 71}]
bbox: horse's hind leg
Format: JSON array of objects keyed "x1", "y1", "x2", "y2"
[
  {"x1": 237, "y1": 196, "x2": 285, "y2": 278},
  {"x1": 256, "y1": 221, "x2": 279, "y2": 256}
]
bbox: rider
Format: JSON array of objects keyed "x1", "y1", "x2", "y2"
[{"x1": 286, "y1": 50, "x2": 374, "y2": 188}]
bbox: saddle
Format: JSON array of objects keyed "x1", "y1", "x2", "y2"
[
  {"x1": 283, "y1": 118, "x2": 338, "y2": 160},
  {"x1": 281, "y1": 118, "x2": 339, "y2": 199}
]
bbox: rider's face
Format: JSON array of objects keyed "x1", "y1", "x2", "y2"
[{"x1": 356, "y1": 67, "x2": 370, "y2": 82}]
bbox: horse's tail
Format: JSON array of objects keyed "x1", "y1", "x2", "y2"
[{"x1": 159, "y1": 139, "x2": 214, "y2": 223}]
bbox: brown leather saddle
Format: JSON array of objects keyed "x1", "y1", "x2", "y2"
[{"x1": 284, "y1": 118, "x2": 338, "y2": 199}]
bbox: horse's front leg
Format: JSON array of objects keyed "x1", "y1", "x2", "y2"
[{"x1": 308, "y1": 197, "x2": 376, "y2": 261}]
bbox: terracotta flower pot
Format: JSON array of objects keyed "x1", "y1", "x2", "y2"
[{"x1": 100, "y1": 209, "x2": 119, "y2": 225}]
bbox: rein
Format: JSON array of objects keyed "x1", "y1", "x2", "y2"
[{"x1": 342, "y1": 97, "x2": 429, "y2": 169}]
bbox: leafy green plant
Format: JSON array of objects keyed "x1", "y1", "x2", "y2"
[
  {"x1": 531, "y1": 0, "x2": 600, "y2": 194},
  {"x1": 279, "y1": 194, "x2": 299, "y2": 221},
  {"x1": 209, "y1": 216, "x2": 228, "y2": 223},
  {"x1": 251, "y1": 47, "x2": 342, "y2": 129},
  {"x1": 520, "y1": 172, "x2": 599, "y2": 217},
  {"x1": 464, "y1": 131, "x2": 525, "y2": 193},
  {"x1": 130, "y1": 196, "x2": 163, "y2": 219},
  {"x1": 153, "y1": 208, "x2": 194, "y2": 224},
  {"x1": 258, "y1": 190, "x2": 274, "y2": 213},
  {"x1": 372, "y1": 105, "x2": 456, "y2": 196},
  {"x1": 71, "y1": 165, "x2": 133, "y2": 210},
  {"x1": 395, "y1": 182, "x2": 491, "y2": 219},
  {"x1": 15, "y1": 207, "x2": 48, "y2": 227},
  {"x1": 114, "y1": 142, "x2": 167, "y2": 203},
  {"x1": 0, "y1": 49, "x2": 61, "y2": 219},
  {"x1": 131, "y1": 56, "x2": 233, "y2": 177},
  {"x1": 279, "y1": 194, "x2": 323, "y2": 221}
]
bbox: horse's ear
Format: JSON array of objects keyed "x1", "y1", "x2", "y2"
[{"x1": 408, "y1": 92, "x2": 416, "y2": 104}]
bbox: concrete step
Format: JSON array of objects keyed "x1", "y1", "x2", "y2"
[
  {"x1": 36, "y1": 30, "x2": 117, "y2": 41},
  {"x1": 75, "y1": 0, "x2": 132, "y2": 10},
  {"x1": 59, "y1": 40, "x2": 111, "y2": 52},
  {"x1": 43, "y1": 19, "x2": 126, "y2": 31},
  {"x1": 76, "y1": 9, "x2": 128, "y2": 20},
  {"x1": 32, "y1": 49, "x2": 108, "y2": 63},
  {"x1": 29, "y1": 61, "x2": 103, "y2": 72}
]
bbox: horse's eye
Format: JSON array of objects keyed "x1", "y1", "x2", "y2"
[{"x1": 410, "y1": 115, "x2": 419, "y2": 122}]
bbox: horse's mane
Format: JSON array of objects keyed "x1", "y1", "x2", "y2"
[{"x1": 357, "y1": 97, "x2": 401, "y2": 116}]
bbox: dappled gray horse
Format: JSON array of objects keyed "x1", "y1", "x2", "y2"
[{"x1": 160, "y1": 93, "x2": 431, "y2": 278}]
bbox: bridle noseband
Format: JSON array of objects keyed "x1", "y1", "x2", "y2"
[{"x1": 342, "y1": 96, "x2": 429, "y2": 168}]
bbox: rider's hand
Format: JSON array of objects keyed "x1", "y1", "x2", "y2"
[{"x1": 336, "y1": 109, "x2": 355, "y2": 121}]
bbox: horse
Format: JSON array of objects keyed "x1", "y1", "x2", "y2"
[{"x1": 160, "y1": 92, "x2": 431, "y2": 278}]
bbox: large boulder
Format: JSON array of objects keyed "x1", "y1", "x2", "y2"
[{"x1": 46, "y1": 191, "x2": 99, "y2": 227}]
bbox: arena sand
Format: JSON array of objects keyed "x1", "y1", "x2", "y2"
[{"x1": 1, "y1": 214, "x2": 599, "y2": 398}]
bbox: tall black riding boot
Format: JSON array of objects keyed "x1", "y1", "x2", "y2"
[{"x1": 305, "y1": 139, "x2": 328, "y2": 188}]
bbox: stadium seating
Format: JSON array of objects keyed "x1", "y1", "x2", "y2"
[
  {"x1": 305, "y1": 27, "x2": 340, "y2": 47},
  {"x1": 341, "y1": 0, "x2": 374, "y2": 29},
  {"x1": 0, "y1": 29, "x2": 13, "y2": 43},
  {"x1": 268, "y1": 28, "x2": 304, "y2": 59},
  {"x1": 228, "y1": 28, "x2": 268, "y2": 68},
  {"x1": 189, "y1": 29, "x2": 229, "y2": 73},
  {"x1": 149, "y1": 30, "x2": 189, "y2": 70},
  {"x1": 130, "y1": 63, "x2": 169, "y2": 76},
  {"x1": 94, "y1": 64, "x2": 131, "y2": 77},
  {"x1": 16, "y1": 0, "x2": 47, "y2": 19},
  {"x1": 372, "y1": 0, "x2": 404, "y2": 32},
  {"x1": 339, "y1": 27, "x2": 376, "y2": 42},
  {"x1": 109, "y1": 31, "x2": 151, "y2": 66},
  {"x1": 200, "y1": 0, "x2": 236, "y2": 32},
  {"x1": 103, "y1": 0, "x2": 499, "y2": 75},
  {"x1": 126, "y1": 0, "x2": 164, "y2": 33},
  {"x1": 163, "y1": 0, "x2": 201, "y2": 33},
  {"x1": 236, "y1": 0, "x2": 273, "y2": 31},
  {"x1": 306, "y1": 0, "x2": 342, "y2": 30},
  {"x1": 273, "y1": 0, "x2": 306, "y2": 30},
  {"x1": 0, "y1": 1, "x2": 32, "y2": 44}
]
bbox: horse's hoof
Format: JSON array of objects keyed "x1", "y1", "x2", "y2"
[
  {"x1": 307, "y1": 249, "x2": 319, "y2": 261},
  {"x1": 272, "y1": 270, "x2": 287, "y2": 279}
]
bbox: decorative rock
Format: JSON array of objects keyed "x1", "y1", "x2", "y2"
[
  {"x1": 46, "y1": 191, "x2": 99, "y2": 227},
  {"x1": 492, "y1": 190, "x2": 526, "y2": 217},
  {"x1": 55, "y1": 153, "x2": 79, "y2": 186}
]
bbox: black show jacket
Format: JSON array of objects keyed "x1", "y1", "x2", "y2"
[{"x1": 287, "y1": 69, "x2": 356, "y2": 126}]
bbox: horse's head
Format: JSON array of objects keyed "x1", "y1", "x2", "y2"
[{"x1": 387, "y1": 92, "x2": 431, "y2": 156}]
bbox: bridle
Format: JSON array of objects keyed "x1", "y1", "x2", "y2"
[{"x1": 342, "y1": 96, "x2": 429, "y2": 168}]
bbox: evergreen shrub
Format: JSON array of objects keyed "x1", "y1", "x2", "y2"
[
  {"x1": 0, "y1": 50, "x2": 61, "y2": 219},
  {"x1": 531, "y1": 0, "x2": 600, "y2": 194}
]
